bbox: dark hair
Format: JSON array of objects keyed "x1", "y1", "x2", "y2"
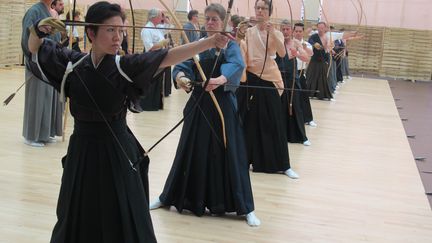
[
  {"x1": 187, "y1": 10, "x2": 199, "y2": 20},
  {"x1": 254, "y1": 0, "x2": 273, "y2": 15},
  {"x1": 51, "y1": 0, "x2": 61, "y2": 7},
  {"x1": 317, "y1": 21, "x2": 327, "y2": 27},
  {"x1": 66, "y1": 10, "x2": 81, "y2": 20},
  {"x1": 280, "y1": 19, "x2": 291, "y2": 26},
  {"x1": 205, "y1": 3, "x2": 226, "y2": 21},
  {"x1": 85, "y1": 2, "x2": 125, "y2": 43},
  {"x1": 231, "y1": 14, "x2": 241, "y2": 27},
  {"x1": 294, "y1": 22, "x2": 304, "y2": 30}
]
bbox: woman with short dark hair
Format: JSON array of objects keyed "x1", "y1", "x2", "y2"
[{"x1": 26, "y1": 1, "x2": 229, "y2": 242}]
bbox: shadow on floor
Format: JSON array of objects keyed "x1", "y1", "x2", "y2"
[{"x1": 388, "y1": 79, "x2": 432, "y2": 209}]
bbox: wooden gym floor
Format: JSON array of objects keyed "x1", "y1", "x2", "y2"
[{"x1": 0, "y1": 67, "x2": 431, "y2": 242}]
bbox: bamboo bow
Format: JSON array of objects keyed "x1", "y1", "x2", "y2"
[{"x1": 157, "y1": 0, "x2": 234, "y2": 148}]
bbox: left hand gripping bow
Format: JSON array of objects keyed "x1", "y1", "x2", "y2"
[{"x1": 157, "y1": 0, "x2": 235, "y2": 149}]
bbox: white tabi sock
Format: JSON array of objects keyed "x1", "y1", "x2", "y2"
[
  {"x1": 149, "y1": 197, "x2": 163, "y2": 210},
  {"x1": 246, "y1": 211, "x2": 261, "y2": 226}
]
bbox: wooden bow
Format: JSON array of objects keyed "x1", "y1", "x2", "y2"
[
  {"x1": 157, "y1": 0, "x2": 229, "y2": 148},
  {"x1": 128, "y1": 0, "x2": 136, "y2": 53},
  {"x1": 286, "y1": 0, "x2": 296, "y2": 116}
]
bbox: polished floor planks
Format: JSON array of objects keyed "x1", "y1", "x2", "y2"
[{"x1": 0, "y1": 67, "x2": 431, "y2": 242}]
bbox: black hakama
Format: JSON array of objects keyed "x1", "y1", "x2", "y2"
[
  {"x1": 28, "y1": 39, "x2": 168, "y2": 243},
  {"x1": 276, "y1": 54, "x2": 308, "y2": 143},
  {"x1": 159, "y1": 45, "x2": 255, "y2": 216},
  {"x1": 342, "y1": 56, "x2": 350, "y2": 77},
  {"x1": 298, "y1": 69, "x2": 314, "y2": 123},
  {"x1": 241, "y1": 72, "x2": 290, "y2": 173},
  {"x1": 307, "y1": 33, "x2": 333, "y2": 100},
  {"x1": 306, "y1": 61, "x2": 333, "y2": 99},
  {"x1": 329, "y1": 57, "x2": 338, "y2": 92}
]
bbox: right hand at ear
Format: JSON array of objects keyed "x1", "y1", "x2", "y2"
[{"x1": 30, "y1": 17, "x2": 66, "y2": 39}]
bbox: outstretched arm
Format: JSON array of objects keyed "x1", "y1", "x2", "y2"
[{"x1": 159, "y1": 33, "x2": 228, "y2": 68}]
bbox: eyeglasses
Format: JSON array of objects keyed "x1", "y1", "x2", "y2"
[
  {"x1": 205, "y1": 16, "x2": 221, "y2": 22},
  {"x1": 255, "y1": 6, "x2": 269, "y2": 11}
]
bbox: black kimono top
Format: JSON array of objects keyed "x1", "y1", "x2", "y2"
[
  {"x1": 275, "y1": 53, "x2": 299, "y2": 84},
  {"x1": 308, "y1": 33, "x2": 329, "y2": 63},
  {"x1": 28, "y1": 39, "x2": 168, "y2": 122}
]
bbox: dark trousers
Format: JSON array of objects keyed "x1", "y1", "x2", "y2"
[{"x1": 335, "y1": 58, "x2": 344, "y2": 82}]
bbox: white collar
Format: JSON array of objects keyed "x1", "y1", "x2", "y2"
[{"x1": 90, "y1": 51, "x2": 105, "y2": 69}]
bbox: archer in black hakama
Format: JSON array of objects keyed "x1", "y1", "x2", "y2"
[
  {"x1": 298, "y1": 68, "x2": 314, "y2": 123},
  {"x1": 28, "y1": 39, "x2": 167, "y2": 243},
  {"x1": 307, "y1": 33, "x2": 333, "y2": 100},
  {"x1": 276, "y1": 53, "x2": 308, "y2": 144},
  {"x1": 341, "y1": 48, "x2": 351, "y2": 78},
  {"x1": 157, "y1": 41, "x2": 255, "y2": 217},
  {"x1": 329, "y1": 53, "x2": 338, "y2": 92},
  {"x1": 238, "y1": 72, "x2": 291, "y2": 173},
  {"x1": 334, "y1": 39, "x2": 345, "y2": 83}
]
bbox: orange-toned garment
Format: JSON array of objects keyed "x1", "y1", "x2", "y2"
[{"x1": 240, "y1": 25, "x2": 285, "y2": 94}]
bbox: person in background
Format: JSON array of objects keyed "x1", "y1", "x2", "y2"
[
  {"x1": 334, "y1": 37, "x2": 345, "y2": 84},
  {"x1": 21, "y1": 0, "x2": 63, "y2": 147},
  {"x1": 65, "y1": 10, "x2": 83, "y2": 52},
  {"x1": 307, "y1": 22, "x2": 357, "y2": 100},
  {"x1": 276, "y1": 20, "x2": 311, "y2": 148},
  {"x1": 229, "y1": 14, "x2": 241, "y2": 36},
  {"x1": 292, "y1": 22, "x2": 316, "y2": 127},
  {"x1": 157, "y1": 13, "x2": 174, "y2": 96},
  {"x1": 120, "y1": 8, "x2": 132, "y2": 54},
  {"x1": 306, "y1": 22, "x2": 333, "y2": 100},
  {"x1": 140, "y1": 8, "x2": 168, "y2": 110},
  {"x1": 51, "y1": 0, "x2": 64, "y2": 17},
  {"x1": 182, "y1": 9, "x2": 200, "y2": 44}
]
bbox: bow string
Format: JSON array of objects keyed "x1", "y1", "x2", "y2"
[
  {"x1": 258, "y1": 0, "x2": 272, "y2": 79},
  {"x1": 154, "y1": 0, "x2": 236, "y2": 149},
  {"x1": 286, "y1": 0, "x2": 296, "y2": 116},
  {"x1": 128, "y1": 0, "x2": 136, "y2": 53}
]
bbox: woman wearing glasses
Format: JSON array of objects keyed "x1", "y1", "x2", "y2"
[{"x1": 238, "y1": 0, "x2": 299, "y2": 178}]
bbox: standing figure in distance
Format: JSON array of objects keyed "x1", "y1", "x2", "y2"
[
  {"x1": 140, "y1": 8, "x2": 169, "y2": 110},
  {"x1": 21, "y1": 0, "x2": 64, "y2": 147},
  {"x1": 292, "y1": 22, "x2": 316, "y2": 127},
  {"x1": 182, "y1": 9, "x2": 201, "y2": 44},
  {"x1": 276, "y1": 20, "x2": 310, "y2": 147}
]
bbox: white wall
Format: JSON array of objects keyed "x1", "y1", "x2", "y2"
[{"x1": 77, "y1": 0, "x2": 432, "y2": 30}]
